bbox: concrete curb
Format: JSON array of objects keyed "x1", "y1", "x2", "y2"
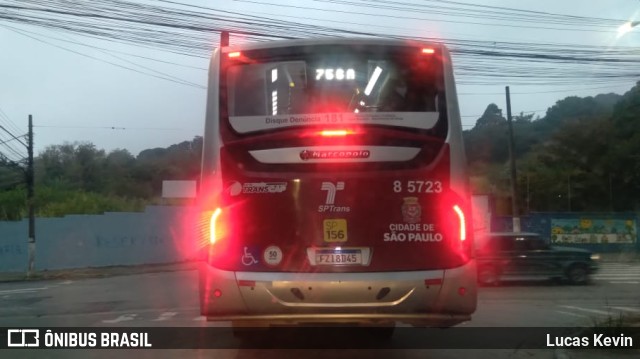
[{"x1": 0, "y1": 261, "x2": 198, "y2": 283}]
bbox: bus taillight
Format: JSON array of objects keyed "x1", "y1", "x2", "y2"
[
  {"x1": 453, "y1": 205, "x2": 466, "y2": 241},
  {"x1": 210, "y1": 208, "x2": 223, "y2": 244},
  {"x1": 421, "y1": 48, "x2": 435, "y2": 54},
  {"x1": 228, "y1": 51, "x2": 241, "y2": 58}
]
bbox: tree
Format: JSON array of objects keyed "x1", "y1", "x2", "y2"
[
  {"x1": 464, "y1": 91, "x2": 624, "y2": 211},
  {"x1": 608, "y1": 82, "x2": 640, "y2": 210},
  {"x1": 474, "y1": 103, "x2": 506, "y2": 128},
  {"x1": 518, "y1": 116, "x2": 614, "y2": 211},
  {"x1": 36, "y1": 142, "x2": 106, "y2": 192},
  {"x1": 464, "y1": 104, "x2": 509, "y2": 167}
]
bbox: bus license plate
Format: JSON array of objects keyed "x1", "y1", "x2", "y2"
[{"x1": 315, "y1": 250, "x2": 362, "y2": 265}]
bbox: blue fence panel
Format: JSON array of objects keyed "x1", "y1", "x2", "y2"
[
  {"x1": 0, "y1": 206, "x2": 201, "y2": 273},
  {"x1": 0, "y1": 219, "x2": 28, "y2": 272}
]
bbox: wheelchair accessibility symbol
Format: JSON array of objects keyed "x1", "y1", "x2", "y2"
[{"x1": 241, "y1": 247, "x2": 258, "y2": 266}]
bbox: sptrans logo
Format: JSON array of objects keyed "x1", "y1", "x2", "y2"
[{"x1": 319, "y1": 182, "x2": 350, "y2": 213}]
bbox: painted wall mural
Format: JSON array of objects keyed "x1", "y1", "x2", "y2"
[{"x1": 551, "y1": 218, "x2": 637, "y2": 244}]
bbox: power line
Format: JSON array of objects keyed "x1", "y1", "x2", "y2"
[
  {"x1": 1, "y1": 0, "x2": 638, "y2": 87},
  {"x1": 461, "y1": 109, "x2": 546, "y2": 118},
  {"x1": 1, "y1": 24, "x2": 206, "y2": 89},
  {"x1": 233, "y1": 0, "x2": 625, "y2": 33},
  {"x1": 0, "y1": 125, "x2": 28, "y2": 160},
  {"x1": 3, "y1": 24, "x2": 208, "y2": 70},
  {"x1": 458, "y1": 84, "x2": 633, "y2": 95},
  {"x1": 34, "y1": 125, "x2": 198, "y2": 130},
  {"x1": 0, "y1": 107, "x2": 25, "y2": 137}
]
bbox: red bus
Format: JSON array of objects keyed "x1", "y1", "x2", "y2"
[{"x1": 198, "y1": 34, "x2": 476, "y2": 335}]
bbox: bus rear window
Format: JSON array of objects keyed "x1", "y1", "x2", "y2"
[{"x1": 226, "y1": 48, "x2": 443, "y2": 118}]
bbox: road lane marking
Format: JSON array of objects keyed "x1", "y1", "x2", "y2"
[
  {"x1": 600, "y1": 264, "x2": 631, "y2": 267},
  {"x1": 153, "y1": 312, "x2": 178, "y2": 321},
  {"x1": 611, "y1": 306, "x2": 640, "y2": 313},
  {"x1": 609, "y1": 281, "x2": 640, "y2": 284},
  {"x1": 555, "y1": 310, "x2": 590, "y2": 319},
  {"x1": 102, "y1": 314, "x2": 138, "y2": 323},
  {"x1": 559, "y1": 305, "x2": 611, "y2": 315},
  {"x1": 193, "y1": 316, "x2": 207, "y2": 321},
  {"x1": 0, "y1": 287, "x2": 48, "y2": 294}
]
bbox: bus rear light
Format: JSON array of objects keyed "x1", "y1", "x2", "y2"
[
  {"x1": 319, "y1": 129, "x2": 355, "y2": 137},
  {"x1": 228, "y1": 51, "x2": 241, "y2": 58},
  {"x1": 422, "y1": 48, "x2": 435, "y2": 54},
  {"x1": 453, "y1": 205, "x2": 466, "y2": 241},
  {"x1": 209, "y1": 208, "x2": 223, "y2": 244},
  {"x1": 213, "y1": 289, "x2": 222, "y2": 298}
]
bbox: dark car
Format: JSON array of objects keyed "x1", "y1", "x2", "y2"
[{"x1": 476, "y1": 232, "x2": 599, "y2": 285}]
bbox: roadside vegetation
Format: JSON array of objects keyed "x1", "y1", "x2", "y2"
[
  {"x1": 0, "y1": 137, "x2": 201, "y2": 220},
  {"x1": 2, "y1": 81, "x2": 640, "y2": 218},
  {"x1": 465, "y1": 81, "x2": 640, "y2": 213}
]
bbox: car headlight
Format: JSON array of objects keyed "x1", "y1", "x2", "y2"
[{"x1": 590, "y1": 254, "x2": 600, "y2": 261}]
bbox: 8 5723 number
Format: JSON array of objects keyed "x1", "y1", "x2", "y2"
[{"x1": 393, "y1": 180, "x2": 442, "y2": 193}]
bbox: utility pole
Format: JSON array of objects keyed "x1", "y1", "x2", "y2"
[
  {"x1": 27, "y1": 115, "x2": 35, "y2": 277},
  {"x1": 526, "y1": 173, "x2": 530, "y2": 214},
  {"x1": 567, "y1": 174, "x2": 571, "y2": 212},
  {"x1": 609, "y1": 174, "x2": 613, "y2": 212},
  {"x1": 220, "y1": 31, "x2": 229, "y2": 47},
  {"x1": 505, "y1": 86, "x2": 520, "y2": 232}
]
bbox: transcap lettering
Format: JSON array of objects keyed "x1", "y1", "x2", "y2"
[{"x1": 242, "y1": 182, "x2": 287, "y2": 194}]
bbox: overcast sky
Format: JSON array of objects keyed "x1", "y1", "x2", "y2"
[{"x1": 1, "y1": 0, "x2": 639, "y2": 158}]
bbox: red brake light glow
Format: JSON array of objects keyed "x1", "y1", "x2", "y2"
[
  {"x1": 210, "y1": 208, "x2": 222, "y2": 244},
  {"x1": 453, "y1": 205, "x2": 466, "y2": 241},
  {"x1": 228, "y1": 51, "x2": 241, "y2": 58},
  {"x1": 421, "y1": 48, "x2": 435, "y2": 54},
  {"x1": 319, "y1": 129, "x2": 353, "y2": 137}
]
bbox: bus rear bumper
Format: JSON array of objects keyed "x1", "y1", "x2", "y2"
[
  {"x1": 205, "y1": 313, "x2": 470, "y2": 327},
  {"x1": 199, "y1": 260, "x2": 477, "y2": 327}
]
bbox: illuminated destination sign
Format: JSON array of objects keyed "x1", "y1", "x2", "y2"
[{"x1": 315, "y1": 68, "x2": 356, "y2": 81}]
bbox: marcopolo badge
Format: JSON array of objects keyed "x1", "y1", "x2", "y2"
[{"x1": 402, "y1": 197, "x2": 421, "y2": 224}]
